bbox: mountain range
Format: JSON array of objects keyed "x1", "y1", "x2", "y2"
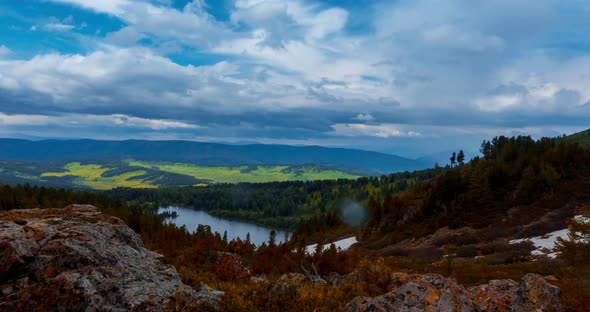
[{"x1": 0, "y1": 138, "x2": 433, "y2": 174}]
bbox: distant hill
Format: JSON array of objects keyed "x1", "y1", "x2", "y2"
[
  {"x1": 560, "y1": 128, "x2": 590, "y2": 147},
  {"x1": 0, "y1": 139, "x2": 432, "y2": 174},
  {"x1": 359, "y1": 135, "x2": 590, "y2": 253}
]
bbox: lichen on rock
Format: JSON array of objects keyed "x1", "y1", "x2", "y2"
[
  {"x1": 343, "y1": 273, "x2": 562, "y2": 312},
  {"x1": 0, "y1": 205, "x2": 222, "y2": 311}
]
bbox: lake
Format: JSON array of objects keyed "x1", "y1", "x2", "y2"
[{"x1": 158, "y1": 206, "x2": 289, "y2": 246}]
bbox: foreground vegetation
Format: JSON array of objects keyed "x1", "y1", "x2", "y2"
[{"x1": 1, "y1": 176, "x2": 589, "y2": 311}]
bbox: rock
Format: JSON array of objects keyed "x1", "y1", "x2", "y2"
[
  {"x1": 467, "y1": 279, "x2": 518, "y2": 312},
  {"x1": 192, "y1": 284, "x2": 225, "y2": 310},
  {"x1": 343, "y1": 272, "x2": 563, "y2": 312},
  {"x1": 0, "y1": 205, "x2": 220, "y2": 311},
  {"x1": 512, "y1": 273, "x2": 562, "y2": 312},
  {"x1": 250, "y1": 276, "x2": 268, "y2": 284},
  {"x1": 342, "y1": 273, "x2": 478, "y2": 312},
  {"x1": 325, "y1": 272, "x2": 342, "y2": 286},
  {"x1": 270, "y1": 273, "x2": 307, "y2": 296},
  {"x1": 342, "y1": 271, "x2": 361, "y2": 285}
]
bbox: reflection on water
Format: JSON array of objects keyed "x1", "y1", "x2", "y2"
[{"x1": 158, "y1": 206, "x2": 289, "y2": 246}]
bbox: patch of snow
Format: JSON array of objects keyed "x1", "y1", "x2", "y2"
[
  {"x1": 305, "y1": 236, "x2": 358, "y2": 255},
  {"x1": 509, "y1": 215, "x2": 588, "y2": 258},
  {"x1": 510, "y1": 229, "x2": 569, "y2": 258}
]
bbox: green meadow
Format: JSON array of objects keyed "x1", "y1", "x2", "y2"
[
  {"x1": 1, "y1": 160, "x2": 359, "y2": 190},
  {"x1": 129, "y1": 160, "x2": 359, "y2": 184},
  {"x1": 42, "y1": 162, "x2": 155, "y2": 190}
]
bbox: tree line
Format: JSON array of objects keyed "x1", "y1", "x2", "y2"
[
  {"x1": 107, "y1": 167, "x2": 446, "y2": 230},
  {"x1": 362, "y1": 136, "x2": 590, "y2": 242}
]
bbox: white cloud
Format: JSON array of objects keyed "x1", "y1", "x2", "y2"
[
  {"x1": 44, "y1": 23, "x2": 75, "y2": 32},
  {"x1": 2, "y1": 0, "x2": 590, "y2": 154},
  {"x1": 353, "y1": 113, "x2": 375, "y2": 122},
  {"x1": 0, "y1": 48, "x2": 326, "y2": 112},
  {"x1": 421, "y1": 24, "x2": 505, "y2": 52},
  {"x1": 331, "y1": 123, "x2": 421, "y2": 138},
  {"x1": 109, "y1": 114, "x2": 201, "y2": 129},
  {"x1": 0, "y1": 112, "x2": 200, "y2": 130},
  {"x1": 48, "y1": 0, "x2": 131, "y2": 16},
  {"x1": 0, "y1": 45, "x2": 12, "y2": 57}
]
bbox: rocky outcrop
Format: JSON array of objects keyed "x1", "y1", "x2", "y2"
[
  {"x1": 0, "y1": 205, "x2": 222, "y2": 311},
  {"x1": 467, "y1": 279, "x2": 518, "y2": 311},
  {"x1": 343, "y1": 273, "x2": 477, "y2": 312},
  {"x1": 270, "y1": 273, "x2": 307, "y2": 296},
  {"x1": 343, "y1": 273, "x2": 562, "y2": 312},
  {"x1": 512, "y1": 274, "x2": 562, "y2": 312}
]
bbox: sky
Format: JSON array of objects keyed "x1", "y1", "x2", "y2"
[{"x1": 0, "y1": 0, "x2": 589, "y2": 158}]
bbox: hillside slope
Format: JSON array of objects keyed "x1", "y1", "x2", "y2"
[
  {"x1": 560, "y1": 128, "x2": 590, "y2": 147},
  {"x1": 359, "y1": 135, "x2": 590, "y2": 252},
  {"x1": 0, "y1": 139, "x2": 431, "y2": 174}
]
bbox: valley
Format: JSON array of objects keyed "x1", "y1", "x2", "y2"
[
  {"x1": 1, "y1": 131, "x2": 590, "y2": 311},
  {"x1": 0, "y1": 160, "x2": 359, "y2": 190}
]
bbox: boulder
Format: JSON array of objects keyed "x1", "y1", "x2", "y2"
[
  {"x1": 270, "y1": 273, "x2": 307, "y2": 296},
  {"x1": 343, "y1": 272, "x2": 563, "y2": 312},
  {"x1": 467, "y1": 279, "x2": 518, "y2": 311},
  {"x1": 343, "y1": 273, "x2": 477, "y2": 312},
  {"x1": 512, "y1": 273, "x2": 562, "y2": 312},
  {"x1": 0, "y1": 205, "x2": 222, "y2": 311}
]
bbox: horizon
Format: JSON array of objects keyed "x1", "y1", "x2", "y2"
[
  {"x1": 0, "y1": 126, "x2": 583, "y2": 160},
  {"x1": 1, "y1": 1, "x2": 590, "y2": 157}
]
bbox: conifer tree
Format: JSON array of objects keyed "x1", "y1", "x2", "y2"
[{"x1": 457, "y1": 150, "x2": 465, "y2": 165}]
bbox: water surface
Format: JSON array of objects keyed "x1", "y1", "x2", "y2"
[{"x1": 158, "y1": 206, "x2": 288, "y2": 246}]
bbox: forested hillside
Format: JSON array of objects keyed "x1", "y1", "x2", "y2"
[
  {"x1": 361, "y1": 136, "x2": 590, "y2": 247},
  {"x1": 107, "y1": 167, "x2": 445, "y2": 229}
]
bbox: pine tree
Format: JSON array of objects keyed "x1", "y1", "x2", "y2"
[
  {"x1": 268, "y1": 230, "x2": 276, "y2": 247},
  {"x1": 450, "y1": 152, "x2": 456, "y2": 167},
  {"x1": 555, "y1": 209, "x2": 590, "y2": 265},
  {"x1": 457, "y1": 150, "x2": 465, "y2": 165}
]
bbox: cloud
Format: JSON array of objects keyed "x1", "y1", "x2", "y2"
[
  {"x1": 353, "y1": 113, "x2": 374, "y2": 122},
  {"x1": 0, "y1": 112, "x2": 200, "y2": 130},
  {"x1": 2, "y1": 0, "x2": 590, "y2": 156},
  {"x1": 48, "y1": 0, "x2": 131, "y2": 16},
  {"x1": 0, "y1": 45, "x2": 12, "y2": 57},
  {"x1": 331, "y1": 123, "x2": 421, "y2": 138},
  {"x1": 43, "y1": 15, "x2": 77, "y2": 32},
  {"x1": 231, "y1": 0, "x2": 348, "y2": 46},
  {"x1": 44, "y1": 23, "x2": 75, "y2": 32}
]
